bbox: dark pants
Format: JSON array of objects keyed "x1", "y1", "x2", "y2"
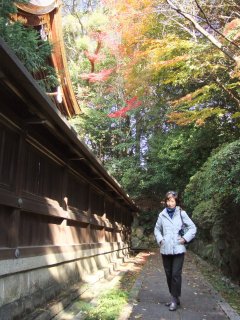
[{"x1": 162, "y1": 253, "x2": 185, "y2": 298}]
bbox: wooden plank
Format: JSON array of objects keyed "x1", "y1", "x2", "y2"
[
  {"x1": 0, "y1": 188, "x2": 111, "y2": 228},
  {"x1": 21, "y1": 194, "x2": 67, "y2": 218},
  {"x1": 8, "y1": 209, "x2": 20, "y2": 248},
  {"x1": 15, "y1": 134, "x2": 25, "y2": 195},
  {"x1": 0, "y1": 242, "x2": 127, "y2": 260},
  {"x1": 0, "y1": 188, "x2": 19, "y2": 207},
  {"x1": 0, "y1": 244, "x2": 92, "y2": 260}
]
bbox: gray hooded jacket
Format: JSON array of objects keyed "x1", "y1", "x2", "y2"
[{"x1": 154, "y1": 206, "x2": 197, "y2": 255}]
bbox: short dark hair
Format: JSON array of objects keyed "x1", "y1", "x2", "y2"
[{"x1": 164, "y1": 191, "x2": 180, "y2": 206}]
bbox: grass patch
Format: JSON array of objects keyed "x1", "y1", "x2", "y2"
[
  {"x1": 73, "y1": 301, "x2": 93, "y2": 315},
  {"x1": 82, "y1": 288, "x2": 129, "y2": 320}
]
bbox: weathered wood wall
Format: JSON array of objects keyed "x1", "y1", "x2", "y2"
[
  {"x1": 0, "y1": 37, "x2": 136, "y2": 319},
  {"x1": 0, "y1": 119, "x2": 131, "y2": 251}
]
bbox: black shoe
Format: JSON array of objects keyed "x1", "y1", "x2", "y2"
[
  {"x1": 165, "y1": 299, "x2": 180, "y2": 307},
  {"x1": 169, "y1": 302, "x2": 177, "y2": 311}
]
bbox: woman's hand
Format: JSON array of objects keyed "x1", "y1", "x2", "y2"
[{"x1": 179, "y1": 237, "x2": 186, "y2": 245}]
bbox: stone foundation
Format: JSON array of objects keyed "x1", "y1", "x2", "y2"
[{"x1": 0, "y1": 242, "x2": 130, "y2": 320}]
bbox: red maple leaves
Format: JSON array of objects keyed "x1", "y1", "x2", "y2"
[
  {"x1": 108, "y1": 96, "x2": 142, "y2": 118},
  {"x1": 81, "y1": 68, "x2": 115, "y2": 82},
  {"x1": 80, "y1": 30, "x2": 141, "y2": 118},
  {"x1": 84, "y1": 51, "x2": 100, "y2": 64},
  {"x1": 81, "y1": 30, "x2": 116, "y2": 82}
]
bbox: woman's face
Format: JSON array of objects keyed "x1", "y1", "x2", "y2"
[{"x1": 166, "y1": 196, "x2": 176, "y2": 208}]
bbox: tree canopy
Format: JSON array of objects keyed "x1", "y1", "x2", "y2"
[{"x1": 64, "y1": 0, "x2": 240, "y2": 200}]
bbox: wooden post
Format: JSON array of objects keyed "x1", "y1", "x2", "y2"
[
  {"x1": 61, "y1": 165, "x2": 68, "y2": 211},
  {"x1": 9, "y1": 132, "x2": 25, "y2": 250},
  {"x1": 15, "y1": 133, "x2": 25, "y2": 196},
  {"x1": 8, "y1": 209, "x2": 20, "y2": 251},
  {"x1": 87, "y1": 185, "x2": 92, "y2": 243}
]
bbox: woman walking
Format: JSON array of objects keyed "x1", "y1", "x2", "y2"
[{"x1": 154, "y1": 191, "x2": 197, "y2": 311}]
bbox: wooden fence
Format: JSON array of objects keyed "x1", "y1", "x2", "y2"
[
  {"x1": 0, "y1": 37, "x2": 137, "y2": 319},
  {"x1": 0, "y1": 120, "x2": 132, "y2": 254}
]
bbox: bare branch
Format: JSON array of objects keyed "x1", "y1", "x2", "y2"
[
  {"x1": 194, "y1": 0, "x2": 240, "y2": 50},
  {"x1": 159, "y1": 10, "x2": 198, "y2": 40},
  {"x1": 74, "y1": 12, "x2": 85, "y2": 35},
  {"x1": 166, "y1": 0, "x2": 240, "y2": 65}
]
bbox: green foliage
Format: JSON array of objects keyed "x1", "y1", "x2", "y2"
[
  {"x1": 137, "y1": 209, "x2": 158, "y2": 236},
  {"x1": 85, "y1": 10, "x2": 109, "y2": 31},
  {"x1": 70, "y1": 107, "x2": 111, "y2": 144},
  {"x1": 70, "y1": 105, "x2": 132, "y2": 164},
  {"x1": 0, "y1": 0, "x2": 58, "y2": 90},
  {"x1": 183, "y1": 140, "x2": 240, "y2": 277},
  {"x1": 0, "y1": 0, "x2": 24, "y2": 16},
  {"x1": 207, "y1": 143, "x2": 240, "y2": 203},
  {"x1": 105, "y1": 156, "x2": 145, "y2": 197},
  {"x1": 184, "y1": 139, "x2": 240, "y2": 212},
  {"x1": 140, "y1": 121, "x2": 234, "y2": 200},
  {"x1": 190, "y1": 199, "x2": 220, "y2": 230}
]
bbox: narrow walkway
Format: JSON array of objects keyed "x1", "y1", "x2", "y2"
[
  {"x1": 124, "y1": 250, "x2": 239, "y2": 320},
  {"x1": 23, "y1": 250, "x2": 240, "y2": 320}
]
